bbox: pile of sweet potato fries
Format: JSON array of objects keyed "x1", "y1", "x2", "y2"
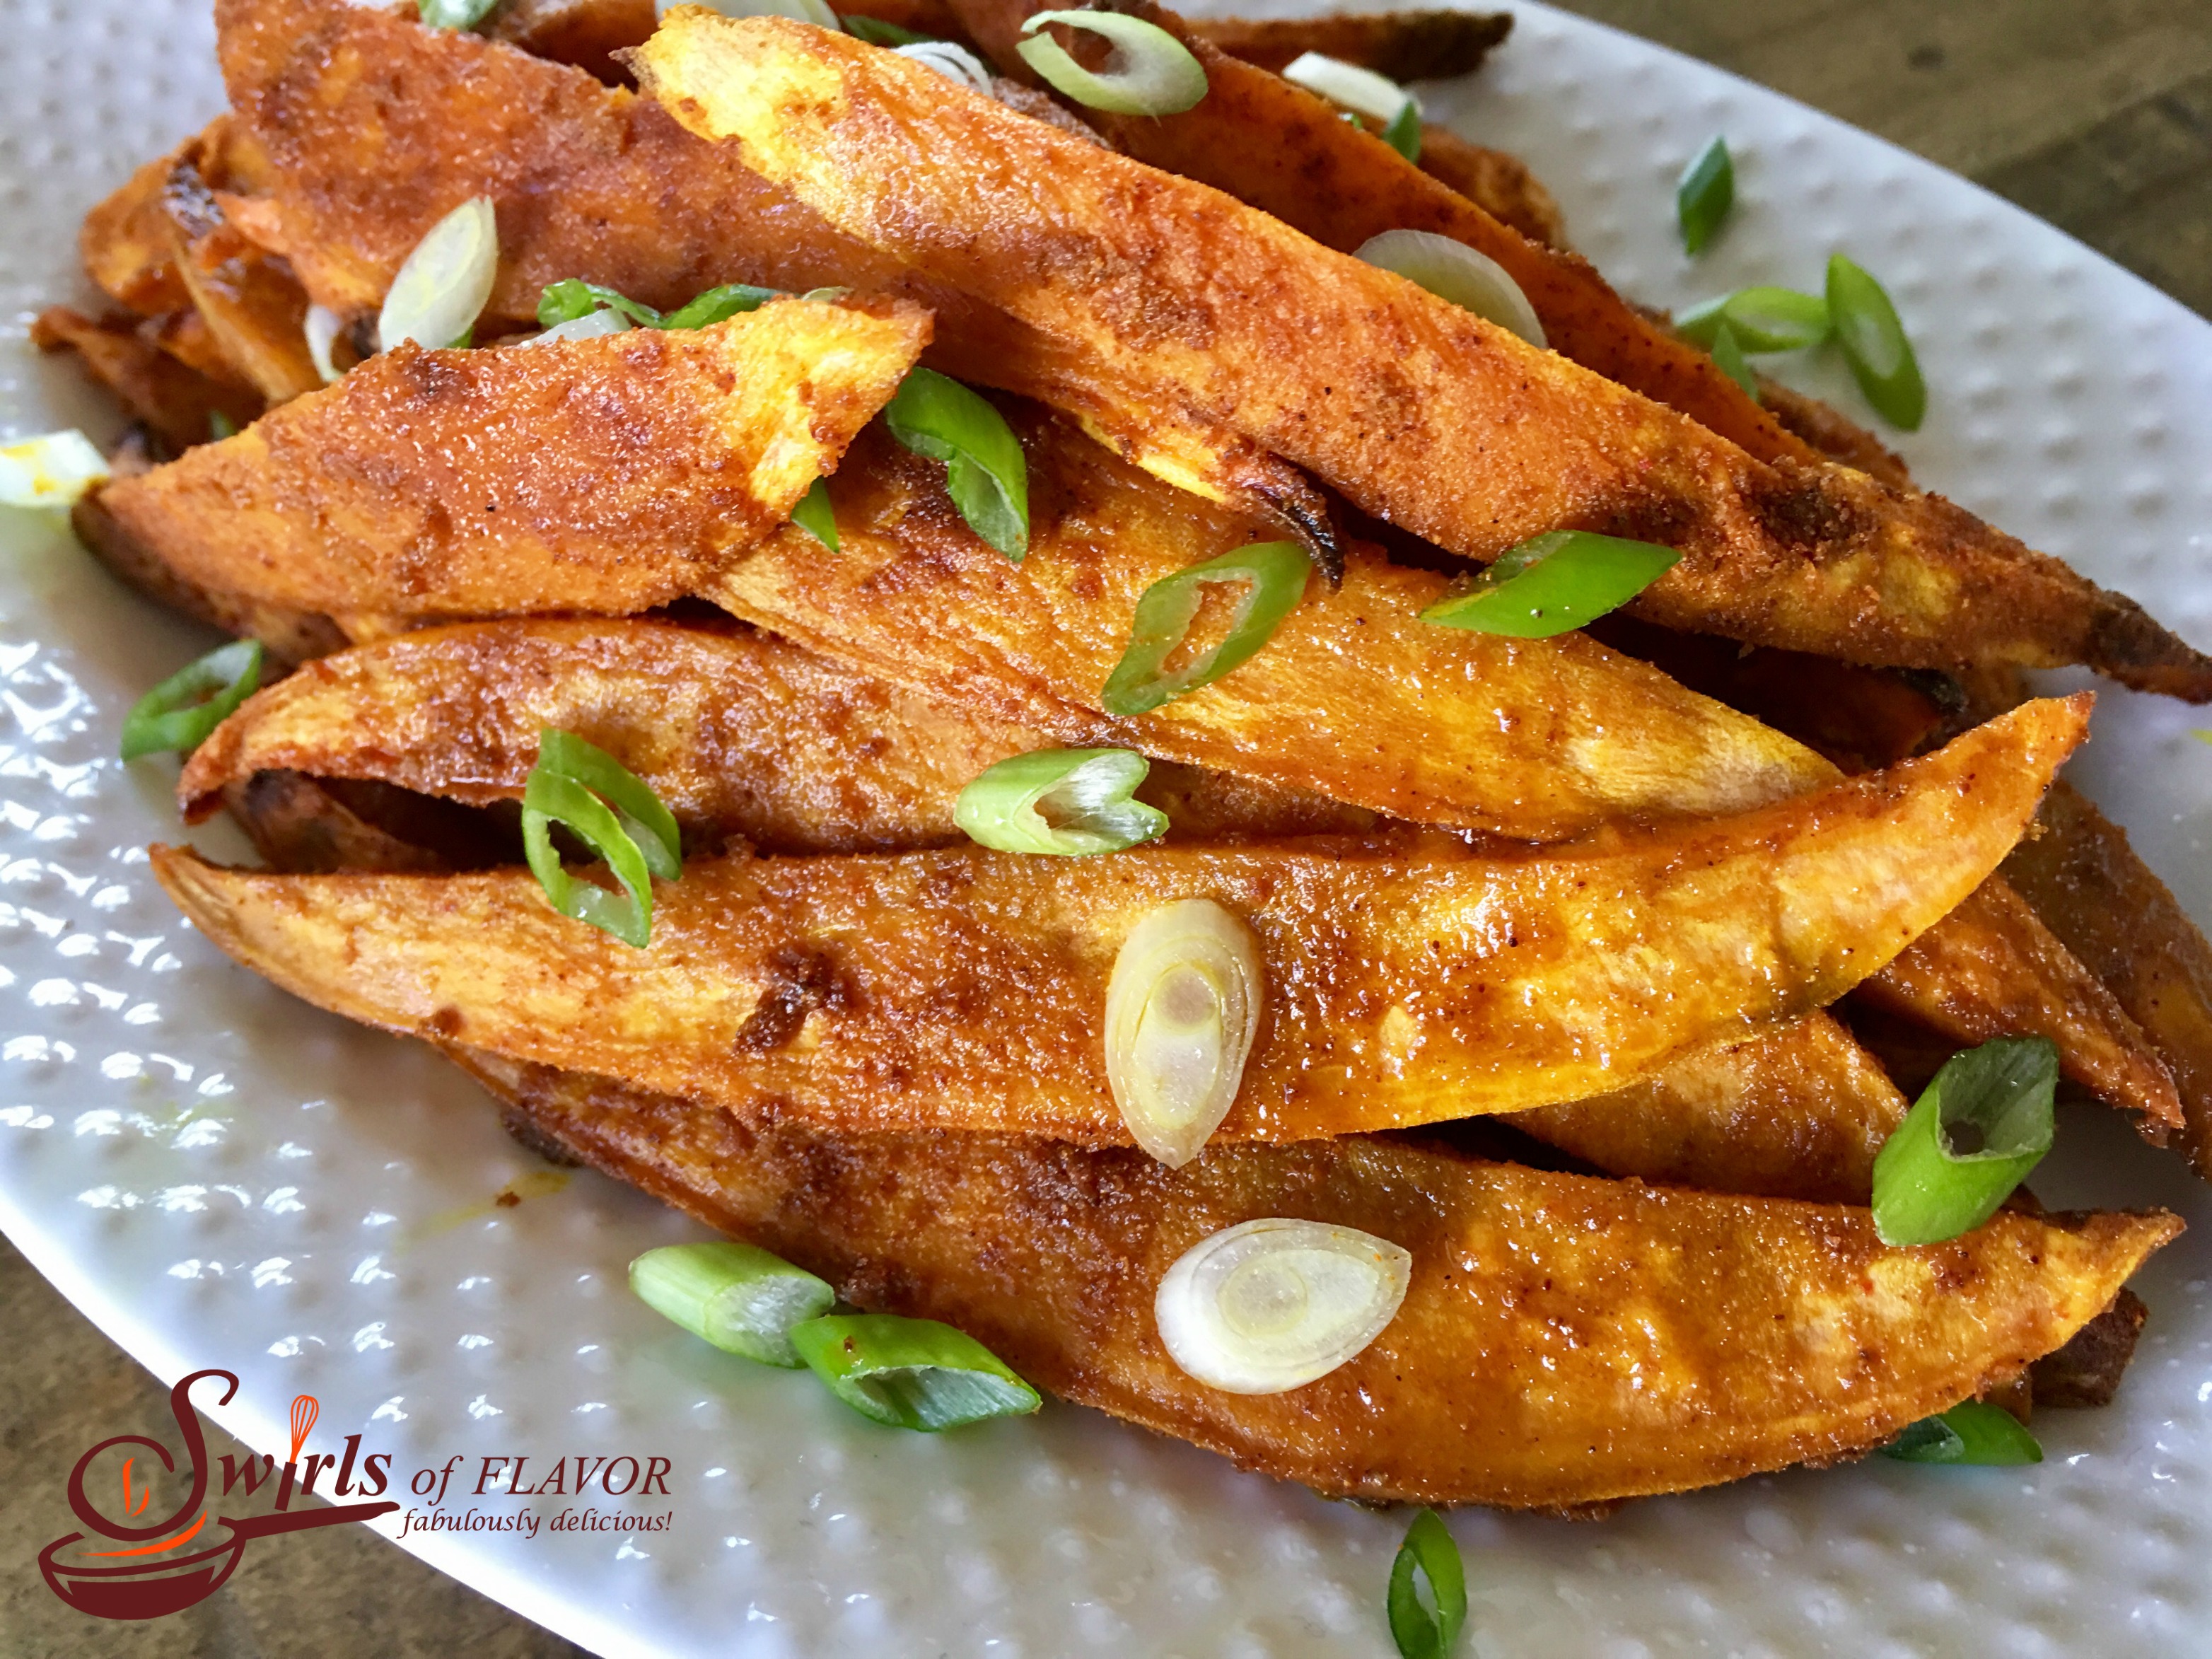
[{"x1": 36, "y1": 0, "x2": 2212, "y2": 1512}]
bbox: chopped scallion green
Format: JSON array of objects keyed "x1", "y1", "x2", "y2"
[
  {"x1": 537, "y1": 279, "x2": 781, "y2": 334},
  {"x1": 120, "y1": 639, "x2": 264, "y2": 762},
  {"x1": 883, "y1": 367, "x2": 1029, "y2": 559},
  {"x1": 1827, "y1": 253, "x2": 1926, "y2": 430},
  {"x1": 842, "y1": 13, "x2": 929, "y2": 45},
  {"x1": 1100, "y1": 542, "x2": 1310, "y2": 716},
  {"x1": 1387, "y1": 1508, "x2": 1468, "y2": 1659},
  {"x1": 955, "y1": 747, "x2": 1168, "y2": 855},
  {"x1": 417, "y1": 0, "x2": 498, "y2": 30},
  {"x1": 789, "y1": 1312, "x2": 1042, "y2": 1431},
  {"x1": 1709, "y1": 322, "x2": 1761, "y2": 401},
  {"x1": 791, "y1": 476, "x2": 839, "y2": 550},
  {"x1": 1882, "y1": 1399, "x2": 2043, "y2": 1466},
  {"x1": 661, "y1": 282, "x2": 781, "y2": 330},
  {"x1": 1871, "y1": 1036, "x2": 2055, "y2": 1247},
  {"x1": 208, "y1": 410, "x2": 238, "y2": 442},
  {"x1": 630, "y1": 1241, "x2": 835, "y2": 1367},
  {"x1": 1380, "y1": 97, "x2": 1422, "y2": 163},
  {"x1": 520, "y1": 728, "x2": 680, "y2": 950},
  {"x1": 1016, "y1": 11, "x2": 1209, "y2": 116},
  {"x1": 1419, "y1": 529, "x2": 1679, "y2": 639},
  {"x1": 1676, "y1": 134, "x2": 1733, "y2": 255}
]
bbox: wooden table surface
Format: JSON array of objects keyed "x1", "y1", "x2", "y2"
[{"x1": 4, "y1": 2, "x2": 2208, "y2": 1655}]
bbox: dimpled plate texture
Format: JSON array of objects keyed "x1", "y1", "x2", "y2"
[{"x1": 3, "y1": 0, "x2": 2212, "y2": 1653}]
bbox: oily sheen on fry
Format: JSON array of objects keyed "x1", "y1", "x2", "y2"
[
  {"x1": 465, "y1": 1051, "x2": 2179, "y2": 1509},
  {"x1": 634, "y1": 10, "x2": 2212, "y2": 697},
  {"x1": 153, "y1": 699, "x2": 2087, "y2": 1144}
]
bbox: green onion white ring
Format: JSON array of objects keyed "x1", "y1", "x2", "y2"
[
  {"x1": 629, "y1": 1241, "x2": 834, "y2": 1366},
  {"x1": 378, "y1": 196, "x2": 499, "y2": 353},
  {"x1": 0, "y1": 430, "x2": 108, "y2": 508},
  {"x1": 303, "y1": 304, "x2": 344, "y2": 383},
  {"x1": 1016, "y1": 11, "x2": 1209, "y2": 117},
  {"x1": 1357, "y1": 229, "x2": 1546, "y2": 349},
  {"x1": 1104, "y1": 897, "x2": 1261, "y2": 1166},
  {"x1": 1156, "y1": 1218, "x2": 1412, "y2": 1393},
  {"x1": 897, "y1": 39, "x2": 994, "y2": 93},
  {"x1": 1281, "y1": 50, "x2": 1416, "y2": 125},
  {"x1": 519, "y1": 309, "x2": 634, "y2": 347},
  {"x1": 954, "y1": 747, "x2": 1168, "y2": 855}
]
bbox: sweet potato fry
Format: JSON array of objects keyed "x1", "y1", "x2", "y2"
[
  {"x1": 30, "y1": 307, "x2": 262, "y2": 455},
  {"x1": 162, "y1": 147, "x2": 321, "y2": 403},
  {"x1": 97, "y1": 298, "x2": 928, "y2": 627},
  {"x1": 462, "y1": 1049, "x2": 2179, "y2": 1509},
  {"x1": 211, "y1": 0, "x2": 1332, "y2": 547},
  {"x1": 484, "y1": 0, "x2": 658, "y2": 81},
  {"x1": 1413, "y1": 126, "x2": 1566, "y2": 248},
  {"x1": 152, "y1": 698, "x2": 2088, "y2": 1144},
  {"x1": 636, "y1": 11, "x2": 2212, "y2": 697},
  {"x1": 2003, "y1": 781, "x2": 2212, "y2": 1176},
  {"x1": 81, "y1": 139, "x2": 194, "y2": 316},
  {"x1": 1184, "y1": 9, "x2": 1510, "y2": 80}
]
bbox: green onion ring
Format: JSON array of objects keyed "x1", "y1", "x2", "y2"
[
  {"x1": 1100, "y1": 541, "x2": 1311, "y2": 716},
  {"x1": 883, "y1": 366, "x2": 1030, "y2": 559},
  {"x1": 629, "y1": 1241, "x2": 835, "y2": 1367},
  {"x1": 1675, "y1": 134, "x2": 1733, "y2": 255},
  {"x1": 1387, "y1": 1508, "x2": 1468, "y2": 1659},
  {"x1": 954, "y1": 747, "x2": 1168, "y2": 855},
  {"x1": 1419, "y1": 529, "x2": 1680, "y2": 639},
  {"x1": 788, "y1": 1313, "x2": 1042, "y2": 1431},
  {"x1": 520, "y1": 728, "x2": 681, "y2": 949},
  {"x1": 842, "y1": 13, "x2": 929, "y2": 44},
  {"x1": 791, "y1": 476, "x2": 839, "y2": 550},
  {"x1": 1379, "y1": 96, "x2": 1422, "y2": 163},
  {"x1": 417, "y1": 0, "x2": 498, "y2": 30},
  {"x1": 1016, "y1": 10, "x2": 1209, "y2": 116},
  {"x1": 379, "y1": 197, "x2": 499, "y2": 353},
  {"x1": 1709, "y1": 321, "x2": 1761, "y2": 401},
  {"x1": 1871, "y1": 1035, "x2": 2055, "y2": 1247},
  {"x1": 1882, "y1": 1399, "x2": 2044, "y2": 1466},
  {"x1": 1827, "y1": 252, "x2": 1927, "y2": 431},
  {"x1": 119, "y1": 639, "x2": 264, "y2": 762}
]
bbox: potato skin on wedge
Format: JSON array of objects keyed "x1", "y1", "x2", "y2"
[
  {"x1": 461, "y1": 1049, "x2": 2179, "y2": 1509},
  {"x1": 154, "y1": 698, "x2": 2087, "y2": 1143},
  {"x1": 98, "y1": 298, "x2": 929, "y2": 625}
]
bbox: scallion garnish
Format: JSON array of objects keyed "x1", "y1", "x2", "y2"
[
  {"x1": 520, "y1": 728, "x2": 681, "y2": 950},
  {"x1": 1675, "y1": 134, "x2": 1733, "y2": 255},
  {"x1": 661, "y1": 282, "x2": 782, "y2": 330},
  {"x1": 791, "y1": 476, "x2": 839, "y2": 549},
  {"x1": 1357, "y1": 229, "x2": 1546, "y2": 348},
  {"x1": 1677, "y1": 285, "x2": 1830, "y2": 352},
  {"x1": 417, "y1": 0, "x2": 498, "y2": 30},
  {"x1": 1100, "y1": 542, "x2": 1310, "y2": 716},
  {"x1": 1387, "y1": 1508, "x2": 1468, "y2": 1659},
  {"x1": 842, "y1": 13, "x2": 929, "y2": 45},
  {"x1": 630, "y1": 1241, "x2": 835, "y2": 1367},
  {"x1": 1827, "y1": 253, "x2": 1926, "y2": 431},
  {"x1": 1379, "y1": 96, "x2": 1422, "y2": 163},
  {"x1": 897, "y1": 38, "x2": 994, "y2": 92},
  {"x1": 1281, "y1": 52, "x2": 1418, "y2": 147},
  {"x1": 788, "y1": 1313, "x2": 1042, "y2": 1431},
  {"x1": 711, "y1": 0, "x2": 843, "y2": 25},
  {"x1": 304, "y1": 304, "x2": 344, "y2": 384},
  {"x1": 0, "y1": 429, "x2": 109, "y2": 508},
  {"x1": 379, "y1": 197, "x2": 499, "y2": 353},
  {"x1": 883, "y1": 367, "x2": 1029, "y2": 559},
  {"x1": 1881, "y1": 1399, "x2": 2043, "y2": 1466},
  {"x1": 1016, "y1": 11, "x2": 1209, "y2": 117},
  {"x1": 537, "y1": 278, "x2": 781, "y2": 334},
  {"x1": 119, "y1": 639, "x2": 263, "y2": 762},
  {"x1": 1709, "y1": 322, "x2": 1760, "y2": 401},
  {"x1": 520, "y1": 310, "x2": 634, "y2": 348},
  {"x1": 955, "y1": 747, "x2": 1168, "y2": 856},
  {"x1": 208, "y1": 411, "x2": 238, "y2": 442},
  {"x1": 1154, "y1": 1216, "x2": 1411, "y2": 1390},
  {"x1": 1871, "y1": 1035, "x2": 2055, "y2": 1247},
  {"x1": 1419, "y1": 530, "x2": 1679, "y2": 639}
]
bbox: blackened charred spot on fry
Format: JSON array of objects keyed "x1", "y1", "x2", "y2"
[{"x1": 734, "y1": 940, "x2": 858, "y2": 1052}]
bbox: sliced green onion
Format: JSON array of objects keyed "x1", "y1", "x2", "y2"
[
  {"x1": 120, "y1": 639, "x2": 263, "y2": 762},
  {"x1": 1676, "y1": 134, "x2": 1733, "y2": 255},
  {"x1": 1881, "y1": 1399, "x2": 2043, "y2": 1466},
  {"x1": 304, "y1": 304, "x2": 344, "y2": 383},
  {"x1": 1709, "y1": 322, "x2": 1760, "y2": 401},
  {"x1": 520, "y1": 309, "x2": 634, "y2": 348},
  {"x1": 1155, "y1": 1217, "x2": 1411, "y2": 1392},
  {"x1": 955, "y1": 747, "x2": 1168, "y2": 856},
  {"x1": 1872, "y1": 1036, "x2": 2055, "y2": 1247},
  {"x1": 791, "y1": 476, "x2": 839, "y2": 550},
  {"x1": 1828, "y1": 253, "x2": 1926, "y2": 431},
  {"x1": 788, "y1": 1313, "x2": 1042, "y2": 1431},
  {"x1": 1282, "y1": 51, "x2": 1416, "y2": 128},
  {"x1": 1677, "y1": 286, "x2": 1831, "y2": 354},
  {"x1": 208, "y1": 411, "x2": 238, "y2": 441},
  {"x1": 883, "y1": 367, "x2": 1029, "y2": 559},
  {"x1": 0, "y1": 429, "x2": 109, "y2": 508},
  {"x1": 520, "y1": 728, "x2": 681, "y2": 950},
  {"x1": 1379, "y1": 97, "x2": 1422, "y2": 162},
  {"x1": 537, "y1": 278, "x2": 779, "y2": 334},
  {"x1": 629, "y1": 1240, "x2": 834, "y2": 1367},
  {"x1": 898, "y1": 38, "x2": 994, "y2": 92},
  {"x1": 1357, "y1": 229, "x2": 1544, "y2": 349},
  {"x1": 699, "y1": 0, "x2": 843, "y2": 27},
  {"x1": 1107, "y1": 900, "x2": 1262, "y2": 1165},
  {"x1": 537, "y1": 279, "x2": 663, "y2": 329},
  {"x1": 1420, "y1": 529, "x2": 1679, "y2": 639},
  {"x1": 843, "y1": 13, "x2": 929, "y2": 45},
  {"x1": 380, "y1": 197, "x2": 499, "y2": 353},
  {"x1": 1017, "y1": 11, "x2": 1209, "y2": 117},
  {"x1": 659, "y1": 283, "x2": 781, "y2": 330},
  {"x1": 1387, "y1": 1508, "x2": 1467, "y2": 1659},
  {"x1": 418, "y1": 0, "x2": 498, "y2": 29},
  {"x1": 1100, "y1": 542, "x2": 1310, "y2": 716}
]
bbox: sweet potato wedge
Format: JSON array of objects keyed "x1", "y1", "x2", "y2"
[
  {"x1": 97, "y1": 298, "x2": 927, "y2": 627},
  {"x1": 30, "y1": 307, "x2": 262, "y2": 455},
  {"x1": 1185, "y1": 8, "x2": 1510, "y2": 80},
  {"x1": 636, "y1": 11, "x2": 2212, "y2": 697},
  {"x1": 162, "y1": 146, "x2": 322, "y2": 403},
  {"x1": 463, "y1": 1049, "x2": 2179, "y2": 1509},
  {"x1": 1413, "y1": 125, "x2": 1566, "y2": 248},
  {"x1": 153, "y1": 698, "x2": 2088, "y2": 1144},
  {"x1": 81, "y1": 139, "x2": 196, "y2": 316}
]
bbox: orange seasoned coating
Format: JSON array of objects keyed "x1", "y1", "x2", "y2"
[
  {"x1": 98, "y1": 299, "x2": 928, "y2": 627},
  {"x1": 468, "y1": 1050, "x2": 2180, "y2": 1510}
]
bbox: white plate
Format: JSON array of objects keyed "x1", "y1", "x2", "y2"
[{"x1": 4, "y1": 2, "x2": 2212, "y2": 1653}]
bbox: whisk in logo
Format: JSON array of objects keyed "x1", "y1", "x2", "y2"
[{"x1": 37, "y1": 1370, "x2": 400, "y2": 1622}]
